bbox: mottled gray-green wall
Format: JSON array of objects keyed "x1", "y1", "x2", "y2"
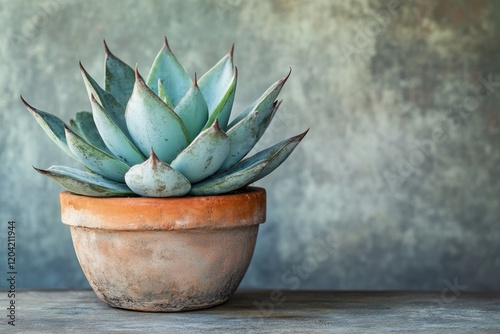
[{"x1": 0, "y1": 0, "x2": 499, "y2": 291}]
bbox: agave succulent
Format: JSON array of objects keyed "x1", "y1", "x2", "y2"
[{"x1": 22, "y1": 37, "x2": 307, "y2": 197}]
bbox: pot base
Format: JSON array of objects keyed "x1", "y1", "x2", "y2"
[{"x1": 70, "y1": 226, "x2": 259, "y2": 312}]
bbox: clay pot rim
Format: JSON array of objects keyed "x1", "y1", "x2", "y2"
[{"x1": 60, "y1": 186, "x2": 266, "y2": 231}]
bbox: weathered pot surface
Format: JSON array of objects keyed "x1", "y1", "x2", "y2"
[{"x1": 60, "y1": 187, "x2": 266, "y2": 312}]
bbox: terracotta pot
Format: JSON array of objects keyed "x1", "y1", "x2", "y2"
[{"x1": 59, "y1": 187, "x2": 266, "y2": 312}]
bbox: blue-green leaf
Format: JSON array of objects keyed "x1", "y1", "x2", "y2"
[
  {"x1": 189, "y1": 160, "x2": 267, "y2": 196},
  {"x1": 90, "y1": 95, "x2": 145, "y2": 165},
  {"x1": 34, "y1": 165, "x2": 134, "y2": 197},
  {"x1": 231, "y1": 129, "x2": 308, "y2": 182},
  {"x1": 257, "y1": 100, "x2": 281, "y2": 138},
  {"x1": 146, "y1": 37, "x2": 192, "y2": 106},
  {"x1": 80, "y1": 62, "x2": 128, "y2": 133},
  {"x1": 174, "y1": 75, "x2": 209, "y2": 141},
  {"x1": 218, "y1": 100, "x2": 280, "y2": 172},
  {"x1": 198, "y1": 44, "x2": 235, "y2": 118},
  {"x1": 125, "y1": 68, "x2": 190, "y2": 163},
  {"x1": 158, "y1": 79, "x2": 174, "y2": 109},
  {"x1": 104, "y1": 40, "x2": 135, "y2": 108},
  {"x1": 228, "y1": 68, "x2": 291, "y2": 128},
  {"x1": 202, "y1": 67, "x2": 237, "y2": 131},
  {"x1": 171, "y1": 120, "x2": 229, "y2": 183},
  {"x1": 65, "y1": 126, "x2": 130, "y2": 182},
  {"x1": 70, "y1": 111, "x2": 110, "y2": 154},
  {"x1": 125, "y1": 149, "x2": 191, "y2": 197},
  {"x1": 21, "y1": 96, "x2": 75, "y2": 159}
]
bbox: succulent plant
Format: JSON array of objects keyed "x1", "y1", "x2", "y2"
[{"x1": 22, "y1": 37, "x2": 307, "y2": 197}]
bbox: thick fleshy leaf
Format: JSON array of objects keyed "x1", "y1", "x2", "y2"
[
  {"x1": 34, "y1": 165, "x2": 134, "y2": 197},
  {"x1": 125, "y1": 150, "x2": 191, "y2": 197},
  {"x1": 104, "y1": 40, "x2": 135, "y2": 108},
  {"x1": 218, "y1": 100, "x2": 280, "y2": 172},
  {"x1": 158, "y1": 79, "x2": 174, "y2": 109},
  {"x1": 231, "y1": 129, "x2": 308, "y2": 182},
  {"x1": 80, "y1": 62, "x2": 128, "y2": 133},
  {"x1": 171, "y1": 120, "x2": 229, "y2": 183},
  {"x1": 21, "y1": 96, "x2": 75, "y2": 159},
  {"x1": 174, "y1": 75, "x2": 209, "y2": 141},
  {"x1": 68, "y1": 119, "x2": 83, "y2": 137},
  {"x1": 189, "y1": 159, "x2": 267, "y2": 196},
  {"x1": 65, "y1": 126, "x2": 130, "y2": 182},
  {"x1": 90, "y1": 95, "x2": 145, "y2": 165},
  {"x1": 70, "y1": 111, "x2": 110, "y2": 153},
  {"x1": 228, "y1": 68, "x2": 291, "y2": 128},
  {"x1": 257, "y1": 100, "x2": 281, "y2": 139},
  {"x1": 198, "y1": 44, "x2": 234, "y2": 117},
  {"x1": 126, "y1": 68, "x2": 190, "y2": 163},
  {"x1": 193, "y1": 130, "x2": 308, "y2": 196},
  {"x1": 202, "y1": 67, "x2": 237, "y2": 131},
  {"x1": 146, "y1": 37, "x2": 192, "y2": 106}
]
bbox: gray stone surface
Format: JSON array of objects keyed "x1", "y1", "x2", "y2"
[
  {"x1": 2, "y1": 290, "x2": 500, "y2": 333},
  {"x1": 0, "y1": 0, "x2": 499, "y2": 290}
]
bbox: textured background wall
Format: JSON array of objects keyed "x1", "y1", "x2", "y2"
[{"x1": 0, "y1": 0, "x2": 499, "y2": 291}]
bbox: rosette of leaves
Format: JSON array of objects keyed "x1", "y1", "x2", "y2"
[{"x1": 22, "y1": 37, "x2": 307, "y2": 197}]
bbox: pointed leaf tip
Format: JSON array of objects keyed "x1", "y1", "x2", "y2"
[
  {"x1": 229, "y1": 43, "x2": 235, "y2": 58},
  {"x1": 20, "y1": 95, "x2": 32, "y2": 109},
  {"x1": 36, "y1": 165, "x2": 135, "y2": 197},
  {"x1": 198, "y1": 48, "x2": 237, "y2": 124},
  {"x1": 296, "y1": 128, "x2": 310, "y2": 140},
  {"x1": 228, "y1": 68, "x2": 289, "y2": 129},
  {"x1": 282, "y1": 67, "x2": 292, "y2": 82},
  {"x1": 146, "y1": 38, "x2": 191, "y2": 105},
  {"x1": 134, "y1": 66, "x2": 148, "y2": 86},
  {"x1": 226, "y1": 129, "x2": 309, "y2": 185},
  {"x1": 173, "y1": 76, "x2": 208, "y2": 141},
  {"x1": 33, "y1": 165, "x2": 55, "y2": 178},
  {"x1": 23, "y1": 99, "x2": 76, "y2": 158},
  {"x1": 164, "y1": 35, "x2": 171, "y2": 50},
  {"x1": 134, "y1": 65, "x2": 140, "y2": 79},
  {"x1": 149, "y1": 147, "x2": 159, "y2": 160},
  {"x1": 149, "y1": 147, "x2": 158, "y2": 168},
  {"x1": 33, "y1": 166, "x2": 46, "y2": 174},
  {"x1": 125, "y1": 149, "x2": 191, "y2": 197},
  {"x1": 103, "y1": 39, "x2": 112, "y2": 55},
  {"x1": 213, "y1": 118, "x2": 220, "y2": 130}
]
